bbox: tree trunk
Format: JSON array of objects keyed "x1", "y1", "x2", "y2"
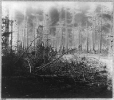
[
  {"x1": 93, "y1": 16, "x2": 96, "y2": 52},
  {"x1": 87, "y1": 33, "x2": 89, "y2": 53},
  {"x1": 86, "y1": 22, "x2": 88, "y2": 53},
  {"x1": 100, "y1": 15, "x2": 102, "y2": 53},
  {"x1": 78, "y1": 24, "x2": 82, "y2": 51}
]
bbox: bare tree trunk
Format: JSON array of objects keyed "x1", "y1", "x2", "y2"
[
  {"x1": 93, "y1": 32, "x2": 95, "y2": 52},
  {"x1": 93, "y1": 16, "x2": 96, "y2": 52},
  {"x1": 78, "y1": 25, "x2": 80, "y2": 51},
  {"x1": 100, "y1": 13, "x2": 102, "y2": 54},
  {"x1": 22, "y1": 28, "x2": 24, "y2": 51},
  {"x1": 10, "y1": 21, "x2": 13, "y2": 53},
  {"x1": 100, "y1": 31, "x2": 102, "y2": 53},
  {"x1": 64, "y1": 7, "x2": 68, "y2": 52},
  {"x1": 100, "y1": 7, "x2": 104, "y2": 53},
  {"x1": 17, "y1": 26, "x2": 19, "y2": 52},
  {"x1": 87, "y1": 33, "x2": 89, "y2": 53},
  {"x1": 34, "y1": 26, "x2": 35, "y2": 52},
  {"x1": 26, "y1": 17, "x2": 28, "y2": 49},
  {"x1": 86, "y1": 22, "x2": 89, "y2": 53},
  {"x1": 79, "y1": 24, "x2": 82, "y2": 51}
]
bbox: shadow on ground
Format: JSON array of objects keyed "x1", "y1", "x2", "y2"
[{"x1": 2, "y1": 75, "x2": 112, "y2": 98}]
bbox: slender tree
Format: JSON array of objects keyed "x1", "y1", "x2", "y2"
[
  {"x1": 86, "y1": 22, "x2": 89, "y2": 53},
  {"x1": 100, "y1": 7, "x2": 103, "y2": 53}
]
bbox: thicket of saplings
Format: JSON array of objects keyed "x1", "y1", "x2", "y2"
[{"x1": 2, "y1": 43, "x2": 112, "y2": 91}]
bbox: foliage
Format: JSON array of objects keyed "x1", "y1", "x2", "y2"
[
  {"x1": 36, "y1": 54, "x2": 111, "y2": 90},
  {"x1": 33, "y1": 44, "x2": 57, "y2": 68},
  {"x1": 2, "y1": 51, "x2": 29, "y2": 77}
]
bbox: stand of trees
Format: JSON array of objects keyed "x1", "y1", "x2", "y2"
[{"x1": 13, "y1": 4, "x2": 113, "y2": 55}]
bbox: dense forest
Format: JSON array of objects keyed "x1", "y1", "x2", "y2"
[
  {"x1": 1, "y1": 2, "x2": 113, "y2": 98},
  {"x1": 11, "y1": 3, "x2": 113, "y2": 54}
]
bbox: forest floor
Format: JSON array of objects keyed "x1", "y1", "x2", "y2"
[
  {"x1": 2, "y1": 53, "x2": 113, "y2": 98},
  {"x1": 2, "y1": 75, "x2": 112, "y2": 98}
]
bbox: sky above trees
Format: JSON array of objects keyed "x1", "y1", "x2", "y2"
[{"x1": 2, "y1": 1, "x2": 113, "y2": 17}]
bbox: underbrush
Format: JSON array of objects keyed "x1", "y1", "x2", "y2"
[
  {"x1": 2, "y1": 45, "x2": 112, "y2": 94},
  {"x1": 2, "y1": 51, "x2": 29, "y2": 77},
  {"x1": 36, "y1": 55, "x2": 112, "y2": 91}
]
